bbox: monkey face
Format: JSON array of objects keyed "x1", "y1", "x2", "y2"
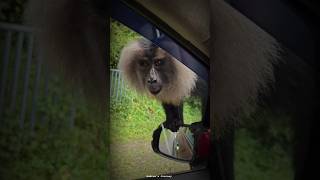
[
  {"x1": 136, "y1": 46, "x2": 176, "y2": 96},
  {"x1": 119, "y1": 39, "x2": 197, "y2": 105}
]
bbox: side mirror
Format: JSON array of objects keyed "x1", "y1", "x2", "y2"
[{"x1": 152, "y1": 124, "x2": 195, "y2": 162}]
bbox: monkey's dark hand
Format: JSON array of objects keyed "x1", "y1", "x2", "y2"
[{"x1": 163, "y1": 119, "x2": 183, "y2": 132}]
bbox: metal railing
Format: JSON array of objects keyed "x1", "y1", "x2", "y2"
[
  {"x1": 0, "y1": 22, "x2": 40, "y2": 129},
  {"x1": 110, "y1": 69, "x2": 126, "y2": 102}
]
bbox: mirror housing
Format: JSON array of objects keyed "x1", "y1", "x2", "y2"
[
  {"x1": 152, "y1": 122, "x2": 211, "y2": 164},
  {"x1": 152, "y1": 124, "x2": 194, "y2": 162}
]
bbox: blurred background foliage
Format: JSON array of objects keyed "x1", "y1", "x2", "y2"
[
  {"x1": 0, "y1": 71, "x2": 107, "y2": 179},
  {"x1": 110, "y1": 18, "x2": 140, "y2": 69},
  {"x1": 0, "y1": 0, "x2": 27, "y2": 23},
  {"x1": 235, "y1": 108, "x2": 294, "y2": 180},
  {"x1": 0, "y1": 1, "x2": 107, "y2": 179}
]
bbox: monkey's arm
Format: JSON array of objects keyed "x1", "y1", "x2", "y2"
[{"x1": 162, "y1": 103, "x2": 184, "y2": 132}]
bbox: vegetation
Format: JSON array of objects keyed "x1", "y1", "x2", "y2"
[
  {"x1": 0, "y1": 72, "x2": 107, "y2": 179},
  {"x1": 234, "y1": 109, "x2": 294, "y2": 180},
  {"x1": 110, "y1": 18, "x2": 141, "y2": 69},
  {"x1": 110, "y1": 86, "x2": 202, "y2": 143},
  {"x1": 235, "y1": 129, "x2": 293, "y2": 180},
  {"x1": 1, "y1": 4, "x2": 107, "y2": 179}
]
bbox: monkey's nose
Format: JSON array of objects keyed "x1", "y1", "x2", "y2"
[{"x1": 147, "y1": 78, "x2": 157, "y2": 84}]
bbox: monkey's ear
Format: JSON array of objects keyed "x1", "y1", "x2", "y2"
[
  {"x1": 118, "y1": 40, "x2": 147, "y2": 93},
  {"x1": 24, "y1": 0, "x2": 108, "y2": 107}
]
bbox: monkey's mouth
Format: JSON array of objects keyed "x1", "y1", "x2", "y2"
[{"x1": 148, "y1": 85, "x2": 162, "y2": 95}]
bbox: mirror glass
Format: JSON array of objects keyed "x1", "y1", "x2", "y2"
[{"x1": 159, "y1": 124, "x2": 195, "y2": 161}]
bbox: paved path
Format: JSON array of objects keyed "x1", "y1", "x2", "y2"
[{"x1": 110, "y1": 139, "x2": 190, "y2": 180}]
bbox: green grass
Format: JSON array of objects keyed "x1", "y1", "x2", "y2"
[
  {"x1": 110, "y1": 18, "x2": 141, "y2": 69},
  {"x1": 110, "y1": 86, "x2": 202, "y2": 143}
]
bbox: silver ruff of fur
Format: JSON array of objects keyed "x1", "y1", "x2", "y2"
[
  {"x1": 118, "y1": 40, "x2": 198, "y2": 105},
  {"x1": 210, "y1": 0, "x2": 281, "y2": 131}
]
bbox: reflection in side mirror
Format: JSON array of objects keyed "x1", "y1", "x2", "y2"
[{"x1": 158, "y1": 124, "x2": 194, "y2": 161}]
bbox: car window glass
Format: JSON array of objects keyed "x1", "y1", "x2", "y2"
[{"x1": 110, "y1": 18, "x2": 208, "y2": 179}]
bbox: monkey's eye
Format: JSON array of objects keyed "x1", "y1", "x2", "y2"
[
  {"x1": 138, "y1": 60, "x2": 149, "y2": 67},
  {"x1": 154, "y1": 59, "x2": 164, "y2": 67}
]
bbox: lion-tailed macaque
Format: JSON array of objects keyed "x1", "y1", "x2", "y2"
[{"x1": 118, "y1": 38, "x2": 208, "y2": 131}]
